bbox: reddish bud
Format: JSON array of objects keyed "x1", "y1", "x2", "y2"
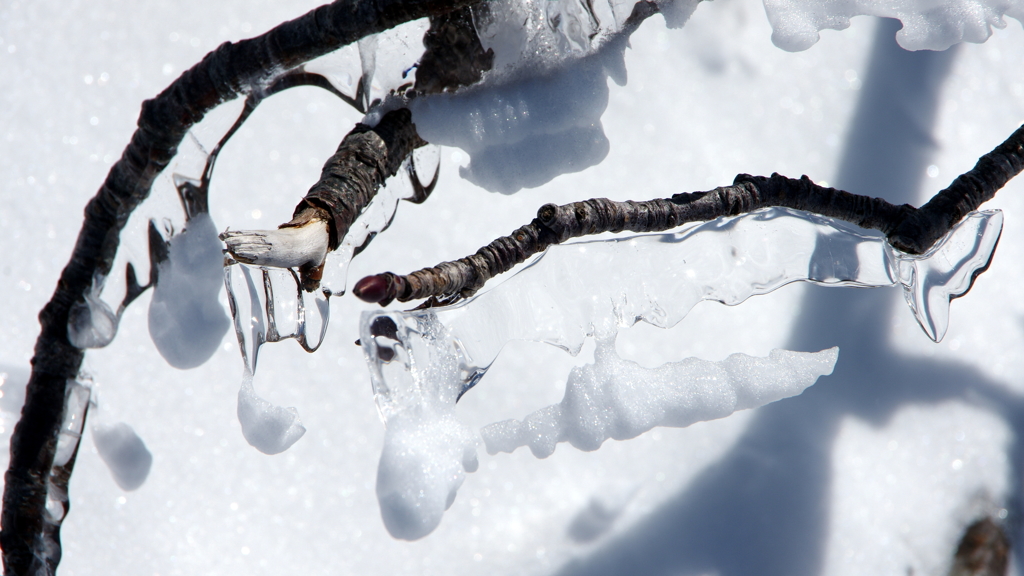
[{"x1": 353, "y1": 275, "x2": 389, "y2": 303}]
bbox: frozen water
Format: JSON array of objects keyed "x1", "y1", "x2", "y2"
[
  {"x1": 236, "y1": 370, "x2": 306, "y2": 455},
  {"x1": 148, "y1": 213, "x2": 230, "y2": 369},
  {"x1": 888, "y1": 210, "x2": 1004, "y2": 341},
  {"x1": 367, "y1": 314, "x2": 480, "y2": 540},
  {"x1": 92, "y1": 422, "x2": 153, "y2": 491},
  {"x1": 481, "y1": 340, "x2": 838, "y2": 457},
  {"x1": 359, "y1": 207, "x2": 1001, "y2": 539},
  {"x1": 224, "y1": 264, "x2": 330, "y2": 374},
  {"x1": 763, "y1": 0, "x2": 1024, "y2": 51},
  {"x1": 54, "y1": 379, "x2": 91, "y2": 468},
  {"x1": 363, "y1": 208, "x2": 1002, "y2": 397},
  {"x1": 475, "y1": 0, "x2": 635, "y2": 72},
  {"x1": 67, "y1": 276, "x2": 118, "y2": 349}
]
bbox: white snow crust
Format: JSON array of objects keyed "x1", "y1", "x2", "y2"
[
  {"x1": 148, "y1": 213, "x2": 230, "y2": 369},
  {"x1": 237, "y1": 371, "x2": 306, "y2": 455},
  {"x1": 763, "y1": 0, "x2": 1024, "y2": 51},
  {"x1": 483, "y1": 343, "x2": 837, "y2": 457}
]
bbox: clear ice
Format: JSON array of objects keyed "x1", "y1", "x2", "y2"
[
  {"x1": 359, "y1": 207, "x2": 1002, "y2": 539},
  {"x1": 67, "y1": 276, "x2": 119, "y2": 349}
]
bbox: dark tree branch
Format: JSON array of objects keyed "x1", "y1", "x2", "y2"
[
  {"x1": 2, "y1": 0, "x2": 475, "y2": 572},
  {"x1": 222, "y1": 108, "x2": 426, "y2": 291},
  {"x1": 352, "y1": 123, "x2": 1024, "y2": 306}
]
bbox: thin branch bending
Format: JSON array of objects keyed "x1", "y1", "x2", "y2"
[
  {"x1": 1, "y1": 0, "x2": 475, "y2": 573},
  {"x1": 352, "y1": 123, "x2": 1024, "y2": 306}
]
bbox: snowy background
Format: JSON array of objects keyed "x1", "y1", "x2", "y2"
[{"x1": 2, "y1": 0, "x2": 1024, "y2": 574}]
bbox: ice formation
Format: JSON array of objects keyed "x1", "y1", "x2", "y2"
[
  {"x1": 92, "y1": 422, "x2": 153, "y2": 491},
  {"x1": 761, "y1": 0, "x2": 1024, "y2": 51},
  {"x1": 237, "y1": 370, "x2": 307, "y2": 455},
  {"x1": 482, "y1": 341, "x2": 838, "y2": 457},
  {"x1": 148, "y1": 213, "x2": 230, "y2": 369},
  {"x1": 224, "y1": 264, "x2": 330, "y2": 374},
  {"x1": 67, "y1": 276, "x2": 119, "y2": 349},
  {"x1": 360, "y1": 207, "x2": 1002, "y2": 539}
]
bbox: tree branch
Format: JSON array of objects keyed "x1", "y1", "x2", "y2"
[
  {"x1": 352, "y1": 123, "x2": 1024, "y2": 306},
  {"x1": 222, "y1": 108, "x2": 426, "y2": 291},
  {"x1": 1, "y1": 0, "x2": 475, "y2": 573}
]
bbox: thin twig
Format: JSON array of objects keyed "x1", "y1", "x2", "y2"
[
  {"x1": 222, "y1": 108, "x2": 426, "y2": 291},
  {"x1": 353, "y1": 123, "x2": 1024, "y2": 306},
  {"x1": 1, "y1": 0, "x2": 475, "y2": 572}
]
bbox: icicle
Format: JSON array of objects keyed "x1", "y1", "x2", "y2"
[
  {"x1": 357, "y1": 34, "x2": 378, "y2": 112},
  {"x1": 886, "y1": 210, "x2": 1003, "y2": 342},
  {"x1": 357, "y1": 207, "x2": 1002, "y2": 540},
  {"x1": 223, "y1": 264, "x2": 329, "y2": 375}
]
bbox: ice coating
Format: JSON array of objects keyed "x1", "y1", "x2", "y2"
[
  {"x1": 369, "y1": 313, "x2": 480, "y2": 540},
  {"x1": 148, "y1": 213, "x2": 230, "y2": 369},
  {"x1": 67, "y1": 276, "x2": 118, "y2": 349},
  {"x1": 408, "y1": 16, "x2": 633, "y2": 193},
  {"x1": 92, "y1": 422, "x2": 153, "y2": 491},
  {"x1": 482, "y1": 340, "x2": 838, "y2": 457},
  {"x1": 224, "y1": 264, "x2": 329, "y2": 375},
  {"x1": 318, "y1": 172, "x2": 423, "y2": 295},
  {"x1": 475, "y1": 0, "x2": 635, "y2": 72},
  {"x1": 888, "y1": 210, "x2": 1003, "y2": 342},
  {"x1": 762, "y1": 0, "x2": 1024, "y2": 51},
  {"x1": 236, "y1": 370, "x2": 306, "y2": 455},
  {"x1": 359, "y1": 208, "x2": 1001, "y2": 539},
  {"x1": 54, "y1": 380, "x2": 91, "y2": 468}
]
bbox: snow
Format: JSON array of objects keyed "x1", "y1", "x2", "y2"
[
  {"x1": 483, "y1": 342, "x2": 838, "y2": 457},
  {"x1": 92, "y1": 422, "x2": 153, "y2": 491},
  {"x1": 148, "y1": 212, "x2": 230, "y2": 369},
  {"x1": 763, "y1": 0, "x2": 1024, "y2": 51},
  {"x1": 236, "y1": 370, "x2": 307, "y2": 455},
  {"x1": 1, "y1": 0, "x2": 1024, "y2": 575}
]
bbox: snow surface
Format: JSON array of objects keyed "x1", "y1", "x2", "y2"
[{"x1": 2, "y1": 1, "x2": 1024, "y2": 575}]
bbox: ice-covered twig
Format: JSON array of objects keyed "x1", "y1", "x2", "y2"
[
  {"x1": 222, "y1": 108, "x2": 426, "y2": 291},
  {"x1": 354, "y1": 124, "x2": 1024, "y2": 305},
  {"x1": 2, "y1": 0, "x2": 477, "y2": 571}
]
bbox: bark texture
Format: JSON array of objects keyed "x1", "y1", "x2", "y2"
[
  {"x1": 354, "y1": 124, "x2": 1024, "y2": 306},
  {"x1": 2, "y1": 0, "x2": 472, "y2": 573}
]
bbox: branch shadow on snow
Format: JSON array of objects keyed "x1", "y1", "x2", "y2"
[{"x1": 553, "y1": 18, "x2": 1024, "y2": 576}]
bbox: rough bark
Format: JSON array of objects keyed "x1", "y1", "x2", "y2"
[
  {"x1": 353, "y1": 125, "x2": 1024, "y2": 306},
  {"x1": 1, "y1": 0, "x2": 473, "y2": 573}
]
